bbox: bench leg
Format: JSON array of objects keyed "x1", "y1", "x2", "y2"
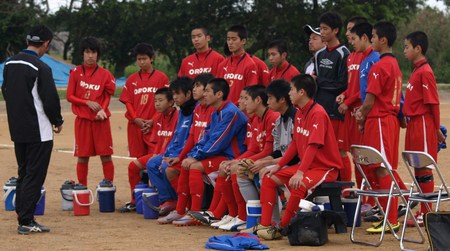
[{"x1": 329, "y1": 195, "x2": 347, "y2": 234}]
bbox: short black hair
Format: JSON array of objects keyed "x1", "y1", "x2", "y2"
[
  {"x1": 406, "y1": 31, "x2": 428, "y2": 55},
  {"x1": 246, "y1": 84, "x2": 268, "y2": 106},
  {"x1": 192, "y1": 27, "x2": 209, "y2": 36},
  {"x1": 27, "y1": 25, "x2": 53, "y2": 47},
  {"x1": 373, "y1": 21, "x2": 397, "y2": 48},
  {"x1": 207, "y1": 78, "x2": 230, "y2": 100},
  {"x1": 223, "y1": 41, "x2": 231, "y2": 56},
  {"x1": 350, "y1": 22, "x2": 373, "y2": 40},
  {"x1": 266, "y1": 79, "x2": 293, "y2": 106},
  {"x1": 291, "y1": 74, "x2": 317, "y2": 98},
  {"x1": 80, "y1": 37, "x2": 102, "y2": 57},
  {"x1": 228, "y1": 25, "x2": 248, "y2": 40},
  {"x1": 319, "y1": 12, "x2": 343, "y2": 35},
  {"x1": 193, "y1": 73, "x2": 215, "y2": 87},
  {"x1": 133, "y1": 43, "x2": 155, "y2": 58},
  {"x1": 347, "y1": 16, "x2": 368, "y2": 26},
  {"x1": 267, "y1": 39, "x2": 288, "y2": 55},
  {"x1": 155, "y1": 87, "x2": 173, "y2": 102},
  {"x1": 169, "y1": 76, "x2": 193, "y2": 95}
]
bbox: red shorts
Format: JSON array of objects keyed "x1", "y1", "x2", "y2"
[
  {"x1": 331, "y1": 119, "x2": 345, "y2": 150},
  {"x1": 363, "y1": 115, "x2": 400, "y2": 169},
  {"x1": 343, "y1": 108, "x2": 363, "y2": 151},
  {"x1": 136, "y1": 154, "x2": 154, "y2": 167},
  {"x1": 169, "y1": 156, "x2": 227, "y2": 175},
  {"x1": 405, "y1": 114, "x2": 438, "y2": 161},
  {"x1": 274, "y1": 165, "x2": 338, "y2": 197},
  {"x1": 127, "y1": 122, "x2": 154, "y2": 157},
  {"x1": 74, "y1": 117, "x2": 113, "y2": 157}
]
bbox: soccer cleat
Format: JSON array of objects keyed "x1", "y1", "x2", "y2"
[
  {"x1": 240, "y1": 223, "x2": 270, "y2": 234},
  {"x1": 157, "y1": 210, "x2": 183, "y2": 224},
  {"x1": 189, "y1": 211, "x2": 219, "y2": 226},
  {"x1": 117, "y1": 202, "x2": 136, "y2": 213},
  {"x1": 363, "y1": 206, "x2": 383, "y2": 222},
  {"x1": 159, "y1": 200, "x2": 176, "y2": 216},
  {"x1": 218, "y1": 217, "x2": 246, "y2": 231},
  {"x1": 406, "y1": 211, "x2": 424, "y2": 227},
  {"x1": 172, "y1": 215, "x2": 202, "y2": 227},
  {"x1": 211, "y1": 215, "x2": 235, "y2": 229},
  {"x1": 17, "y1": 221, "x2": 50, "y2": 235},
  {"x1": 256, "y1": 226, "x2": 282, "y2": 240},
  {"x1": 397, "y1": 201, "x2": 419, "y2": 218},
  {"x1": 366, "y1": 221, "x2": 401, "y2": 234}
]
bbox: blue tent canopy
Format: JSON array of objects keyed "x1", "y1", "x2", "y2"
[{"x1": 0, "y1": 54, "x2": 74, "y2": 87}]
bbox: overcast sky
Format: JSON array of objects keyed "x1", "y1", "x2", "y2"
[{"x1": 46, "y1": 0, "x2": 448, "y2": 13}]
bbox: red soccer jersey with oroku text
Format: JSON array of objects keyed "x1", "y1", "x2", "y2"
[
  {"x1": 67, "y1": 64, "x2": 116, "y2": 121},
  {"x1": 268, "y1": 61, "x2": 300, "y2": 82},
  {"x1": 150, "y1": 107, "x2": 179, "y2": 155},
  {"x1": 217, "y1": 52, "x2": 259, "y2": 104},
  {"x1": 178, "y1": 48, "x2": 225, "y2": 79},
  {"x1": 119, "y1": 69, "x2": 169, "y2": 121}
]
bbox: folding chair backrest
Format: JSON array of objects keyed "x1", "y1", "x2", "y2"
[
  {"x1": 351, "y1": 145, "x2": 391, "y2": 168},
  {"x1": 402, "y1": 151, "x2": 450, "y2": 196}
]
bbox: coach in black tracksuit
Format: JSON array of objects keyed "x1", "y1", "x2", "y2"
[{"x1": 2, "y1": 25, "x2": 63, "y2": 234}]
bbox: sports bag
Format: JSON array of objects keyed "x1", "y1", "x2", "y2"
[{"x1": 424, "y1": 211, "x2": 450, "y2": 251}]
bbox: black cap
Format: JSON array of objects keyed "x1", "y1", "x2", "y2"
[
  {"x1": 304, "y1": 25, "x2": 321, "y2": 36},
  {"x1": 26, "y1": 25, "x2": 53, "y2": 43}
]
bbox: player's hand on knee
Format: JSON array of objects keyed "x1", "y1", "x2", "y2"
[
  {"x1": 267, "y1": 165, "x2": 281, "y2": 178},
  {"x1": 289, "y1": 171, "x2": 303, "y2": 190}
]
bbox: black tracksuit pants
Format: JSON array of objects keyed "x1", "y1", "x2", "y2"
[{"x1": 14, "y1": 141, "x2": 53, "y2": 225}]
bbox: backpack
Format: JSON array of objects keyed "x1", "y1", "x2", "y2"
[{"x1": 424, "y1": 212, "x2": 450, "y2": 251}]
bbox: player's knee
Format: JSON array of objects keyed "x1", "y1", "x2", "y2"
[
  {"x1": 165, "y1": 167, "x2": 180, "y2": 180},
  {"x1": 189, "y1": 161, "x2": 203, "y2": 171}
]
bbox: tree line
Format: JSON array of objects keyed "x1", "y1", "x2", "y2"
[{"x1": 1, "y1": 0, "x2": 449, "y2": 82}]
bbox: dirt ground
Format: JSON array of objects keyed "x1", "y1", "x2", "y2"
[{"x1": 1, "y1": 92, "x2": 450, "y2": 251}]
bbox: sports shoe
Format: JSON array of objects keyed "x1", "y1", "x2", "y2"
[
  {"x1": 219, "y1": 217, "x2": 246, "y2": 231},
  {"x1": 117, "y1": 202, "x2": 136, "y2": 213},
  {"x1": 157, "y1": 210, "x2": 183, "y2": 224},
  {"x1": 406, "y1": 211, "x2": 424, "y2": 227},
  {"x1": 257, "y1": 226, "x2": 282, "y2": 240},
  {"x1": 363, "y1": 206, "x2": 383, "y2": 222},
  {"x1": 172, "y1": 215, "x2": 202, "y2": 226},
  {"x1": 360, "y1": 203, "x2": 373, "y2": 216},
  {"x1": 397, "y1": 201, "x2": 419, "y2": 218},
  {"x1": 211, "y1": 215, "x2": 235, "y2": 228},
  {"x1": 17, "y1": 220, "x2": 50, "y2": 235},
  {"x1": 240, "y1": 223, "x2": 270, "y2": 234},
  {"x1": 159, "y1": 200, "x2": 176, "y2": 216},
  {"x1": 366, "y1": 221, "x2": 401, "y2": 234},
  {"x1": 189, "y1": 211, "x2": 219, "y2": 226}
]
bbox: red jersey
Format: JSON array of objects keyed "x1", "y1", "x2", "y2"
[
  {"x1": 217, "y1": 53, "x2": 259, "y2": 103},
  {"x1": 238, "y1": 109, "x2": 279, "y2": 161},
  {"x1": 178, "y1": 48, "x2": 224, "y2": 78},
  {"x1": 366, "y1": 54, "x2": 402, "y2": 118},
  {"x1": 268, "y1": 61, "x2": 300, "y2": 82},
  {"x1": 150, "y1": 107, "x2": 179, "y2": 155},
  {"x1": 404, "y1": 59, "x2": 439, "y2": 117},
  {"x1": 67, "y1": 64, "x2": 116, "y2": 121},
  {"x1": 119, "y1": 70, "x2": 169, "y2": 121},
  {"x1": 244, "y1": 114, "x2": 256, "y2": 146},
  {"x1": 249, "y1": 54, "x2": 270, "y2": 85},
  {"x1": 278, "y1": 101, "x2": 342, "y2": 172},
  {"x1": 178, "y1": 103, "x2": 215, "y2": 159},
  {"x1": 343, "y1": 51, "x2": 365, "y2": 108}
]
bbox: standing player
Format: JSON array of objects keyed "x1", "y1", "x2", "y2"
[
  {"x1": 267, "y1": 39, "x2": 300, "y2": 82},
  {"x1": 314, "y1": 12, "x2": 351, "y2": 185},
  {"x1": 66, "y1": 37, "x2": 116, "y2": 186},
  {"x1": 120, "y1": 43, "x2": 169, "y2": 158},
  {"x1": 403, "y1": 31, "x2": 445, "y2": 226},
  {"x1": 355, "y1": 21, "x2": 403, "y2": 233},
  {"x1": 217, "y1": 25, "x2": 259, "y2": 103},
  {"x1": 303, "y1": 25, "x2": 325, "y2": 75},
  {"x1": 2, "y1": 25, "x2": 63, "y2": 234},
  {"x1": 255, "y1": 74, "x2": 342, "y2": 240},
  {"x1": 118, "y1": 88, "x2": 178, "y2": 212},
  {"x1": 178, "y1": 27, "x2": 224, "y2": 78}
]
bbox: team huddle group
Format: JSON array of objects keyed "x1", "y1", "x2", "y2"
[{"x1": 66, "y1": 11, "x2": 444, "y2": 240}]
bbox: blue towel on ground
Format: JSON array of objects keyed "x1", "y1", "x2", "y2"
[{"x1": 205, "y1": 233, "x2": 269, "y2": 251}]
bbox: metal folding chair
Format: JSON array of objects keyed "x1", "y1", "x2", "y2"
[
  {"x1": 400, "y1": 151, "x2": 450, "y2": 251},
  {"x1": 349, "y1": 145, "x2": 415, "y2": 247}
]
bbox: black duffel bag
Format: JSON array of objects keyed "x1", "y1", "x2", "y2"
[
  {"x1": 424, "y1": 212, "x2": 450, "y2": 251},
  {"x1": 284, "y1": 210, "x2": 345, "y2": 246}
]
